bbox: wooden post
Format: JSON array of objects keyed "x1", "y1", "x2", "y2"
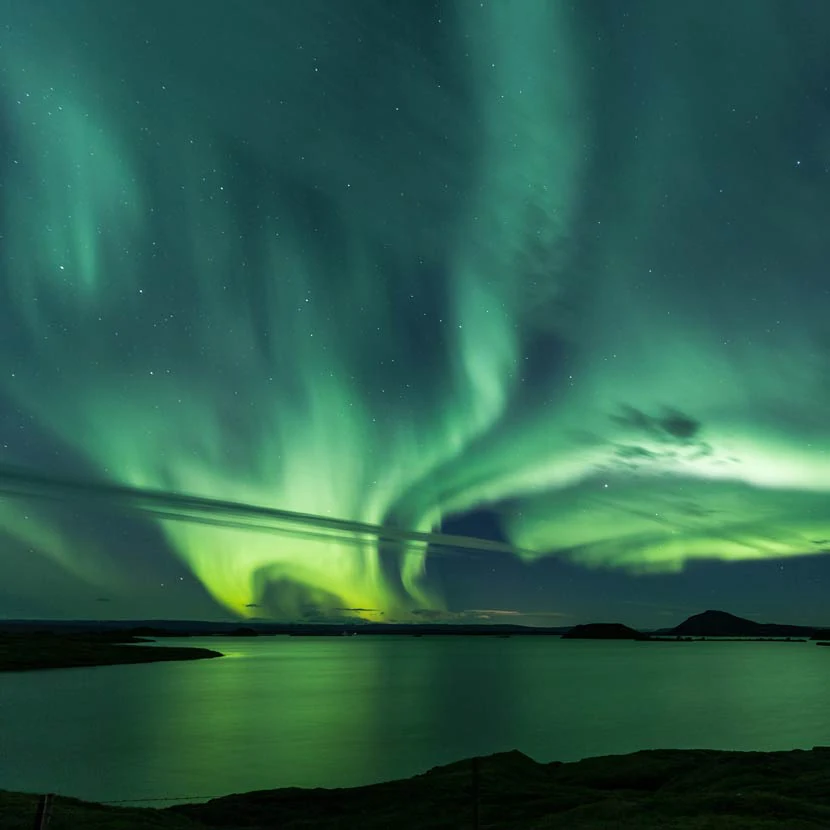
[
  {"x1": 471, "y1": 757, "x2": 480, "y2": 830},
  {"x1": 34, "y1": 793, "x2": 53, "y2": 829}
]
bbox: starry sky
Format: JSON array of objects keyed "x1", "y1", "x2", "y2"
[{"x1": 1, "y1": 0, "x2": 830, "y2": 628}]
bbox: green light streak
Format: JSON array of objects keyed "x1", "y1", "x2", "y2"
[
  {"x1": 2, "y1": 1, "x2": 582, "y2": 617},
  {"x1": 2, "y1": 1, "x2": 829, "y2": 617}
]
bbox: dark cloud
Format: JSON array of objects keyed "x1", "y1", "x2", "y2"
[
  {"x1": 675, "y1": 502, "x2": 720, "y2": 518},
  {"x1": 410, "y1": 608, "x2": 445, "y2": 619},
  {"x1": 660, "y1": 409, "x2": 701, "y2": 441},
  {"x1": 410, "y1": 608, "x2": 567, "y2": 623},
  {"x1": 333, "y1": 607, "x2": 381, "y2": 613},
  {"x1": 603, "y1": 407, "x2": 714, "y2": 476},
  {"x1": 615, "y1": 445, "x2": 659, "y2": 460},
  {"x1": 612, "y1": 405, "x2": 702, "y2": 445}
]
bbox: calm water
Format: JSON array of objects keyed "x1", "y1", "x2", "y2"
[{"x1": 1, "y1": 636, "x2": 828, "y2": 803}]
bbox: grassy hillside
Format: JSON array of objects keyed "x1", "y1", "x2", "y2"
[{"x1": 3, "y1": 746, "x2": 830, "y2": 829}]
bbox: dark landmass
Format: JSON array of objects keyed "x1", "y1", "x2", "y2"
[
  {"x1": 1, "y1": 610, "x2": 827, "y2": 644},
  {"x1": 659, "y1": 610, "x2": 818, "y2": 638},
  {"x1": 0, "y1": 619, "x2": 571, "y2": 637},
  {"x1": 3, "y1": 746, "x2": 830, "y2": 829},
  {"x1": 655, "y1": 636, "x2": 809, "y2": 643},
  {"x1": 226, "y1": 626, "x2": 260, "y2": 636},
  {"x1": 562, "y1": 623, "x2": 650, "y2": 640},
  {"x1": 0, "y1": 631, "x2": 222, "y2": 672}
]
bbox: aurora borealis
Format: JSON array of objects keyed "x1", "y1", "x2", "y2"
[{"x1": 2, "y1": 1, "x2": 830, "y2": 625}]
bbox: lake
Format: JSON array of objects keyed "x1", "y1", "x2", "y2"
[{"x1": 0, "y1": 636, "x2": 828, "y2": 804}]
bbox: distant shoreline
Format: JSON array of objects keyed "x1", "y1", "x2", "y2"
[
  {"x1": 1, "y1": 625, "x2": 825, "y2": 674},
  {"x1": 1, "y1": 608, "x2": 828, "y2": 671},
  {"x1": 2, "y1": 607, "x2": 826, "y2": 641}
]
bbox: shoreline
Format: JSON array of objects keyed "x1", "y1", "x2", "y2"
[
  {"x1": 1, "y1": 627, "x2": 825, "y2": 673},
  {"x1": 0, "y1": 632, "x2": 222, "y2": 672}
]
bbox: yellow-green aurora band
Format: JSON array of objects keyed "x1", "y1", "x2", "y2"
[{"x1": 2, "y1": 1, "x2": 829, "y2": 617}]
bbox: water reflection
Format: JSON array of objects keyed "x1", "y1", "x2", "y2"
[{"x1": 0, "y1": 637, "x2": 828, "y2": 802}]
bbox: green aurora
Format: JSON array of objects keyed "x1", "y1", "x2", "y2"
[{"x1": 1, "y1": 0, "x2": 830, "y2": 620}]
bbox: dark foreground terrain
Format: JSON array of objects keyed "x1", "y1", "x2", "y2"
[
  {"x1": 2, "y1": 746, "x2": 830, "y2": 829},
  {"x1": 0, "y1": 631, "x2": 222, "y2": 671}
]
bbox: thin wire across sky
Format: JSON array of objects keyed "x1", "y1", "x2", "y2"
[{"x1": 0, "y1": 465, "x2": 524, "y2": 560}]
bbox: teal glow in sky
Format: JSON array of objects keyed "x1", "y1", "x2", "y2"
[{"x1": 1, "y1": 1, "x2": 829, "y2": 625}]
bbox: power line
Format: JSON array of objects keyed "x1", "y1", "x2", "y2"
[
  {"x1": 100, "y1": 793, "x2": 226, "y2": 804},
  {"x1": 0, "y1": 465, "x2": 525, "y2": 558}
]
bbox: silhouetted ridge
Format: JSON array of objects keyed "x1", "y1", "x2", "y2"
[
  {"x1": 668, "y1": 610, "x2": 815, "y2": 638},
  {"x1": 9, "y1": 746, "x2": 830, "y2": 828},
  {"x1": 562, "y1": 623, "x2": 649, "y2": 640}
]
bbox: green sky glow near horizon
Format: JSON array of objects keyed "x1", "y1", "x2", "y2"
[{"x1": 1, "y1": 1, "x2": 830, "y2": 620}]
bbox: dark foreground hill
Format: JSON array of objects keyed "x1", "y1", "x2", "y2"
[
  {"x1": 664, "y1": 610, "x2": 817, "y2": 638},
  {"x1": 3, "y1": 746, "x2": 830, "y2": 829}
]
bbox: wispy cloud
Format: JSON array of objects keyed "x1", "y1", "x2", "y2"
[
  {"x1": 334, "y1": 607, "x2": 382, "y2": 613},
  {"x1": 410, "y1": 608, "x2": 568, "y2": 623}
]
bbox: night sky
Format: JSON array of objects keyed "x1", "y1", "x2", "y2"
[{"x1": 2, "y1": 1, "x2": 830, "y2": 627}]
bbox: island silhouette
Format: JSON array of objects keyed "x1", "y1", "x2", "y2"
[
  {"x1": 656, "y1": 609, "x2": 820, "y2": 639},
  {"x1": 562, "y1": 623, "x2": 650, "y2": 640}
]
